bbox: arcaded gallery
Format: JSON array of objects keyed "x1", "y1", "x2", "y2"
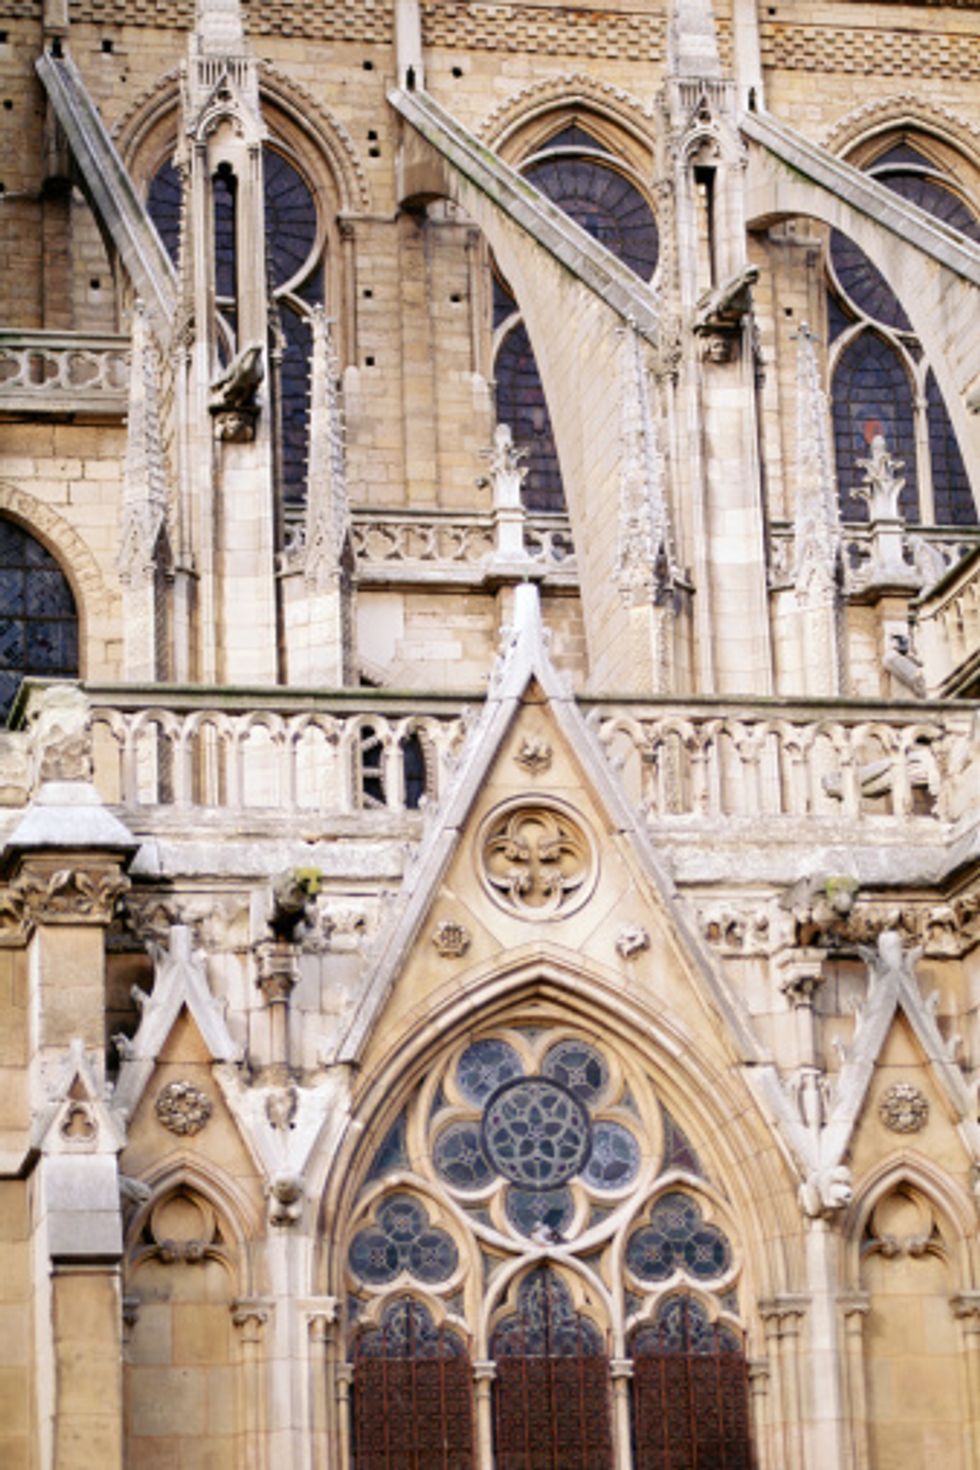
[{"x1": 0, "y1": 0, "x2": 978, "y2": 1465}]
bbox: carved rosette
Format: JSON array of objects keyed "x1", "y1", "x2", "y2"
[
  {"x1": 514, "y1": 735, "x2": 553, "y2": 775},
  {"x1": 878, "y1": 1081, "x2": 929, "y2": 1134},
  {"x1": 478, "y1": 801, "x2": 595, "y2": 920},
  {"x1": 155, "y1": 1080, "x2": 213, "y2": 1136},
  {"x1": 432, "y1": 918, "x2": 472, "y2": 958}
]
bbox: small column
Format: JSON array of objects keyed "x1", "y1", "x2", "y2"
[
  {"x1": 609, "y1": 1357, "x2": 634, "y2": 1470},
  {"x1": 472, "y1": 1359, "x2": 497, "y2": 1470},
  {"x1": 805, "y1": 1218, "x2": 848, "y2": 1467},
  {"x1": 952, "y1": 1293, "x2": 980, "y2": 1470},
  {"x1": 231, "y1": 1297, "x2": 272, "y2": 1470},
  {"x1": 747, "y1": 1358, "x2": 775, "y2": 1470},
  {"x1": 840, "y1": 1291, "x2": 870, "y2": 1470},
  {"x1": 777, "y1": 950, "x2": 828, "y2": 1130},
  {"x1": 335, "y1": 1361, "x2": 355, "y2": 1470},
  {"x1": 481, "y1": 424, "x2": 529, "y2": 566},
  {"x1": 759, "y1": 1297, "x2": 808, "y2": 1469},
  {"x1": 306, "y1": 1300, "x2": 338, "y2": 1470},
  {"x1": 255, "y1": 940, "x2": 298, "y2": 1085}
]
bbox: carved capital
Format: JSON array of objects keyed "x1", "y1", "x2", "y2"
[
  {"x1": 9, "y1": 859, "x2": 130, "y2": 931},
  {"x1": 777, "y1": 951, "x2": 827, "y2": 1007},
  {"x1": 472, "y1": 1359, "x2": 497, "y2": 1382},
  {"x1": 305, "y1": 1297, "x2": 339, "y2": 1342},
  {"x1": 231, "y1": 1297, "x2": 273, "y2": 1341},
  {"x1": 255, "y1": 940, "x2": 299, "y2": 1004}
]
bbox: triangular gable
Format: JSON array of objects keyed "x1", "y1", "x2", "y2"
[
  {"x1": 819, "y1": 931, "x2": 979, "y2": 1172},
  {"x1": 113, "y1": 924, "x2": 242, "y2": 1122},
  {"x1": 35, "y1": 1036, "x2": 125, "y2": 1156},
  {"x1": 336, "y1": 585, "x2": 777, "y2": 1091}
]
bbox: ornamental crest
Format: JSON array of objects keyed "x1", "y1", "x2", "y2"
[
  {"x1": 878, "y1": 1081, "x2": 929, "y2": 1134},
  {"x1": 155, "y1": 1080, "x2": 213, "y2": 1136},
  {"x1": 478, "y1": 802, "x2": 595, "y2": 919}
]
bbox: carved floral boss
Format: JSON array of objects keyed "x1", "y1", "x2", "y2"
[{"x1": 479, "y1": 802, "x2": 595, "y2": 919}]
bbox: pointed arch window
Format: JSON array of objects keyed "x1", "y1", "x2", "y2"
[
  {"x1": 341, "y1": 1023, "x2": 754, "y2": 1470},
  {"x1": 146, "y1": 143, "x2": 326, "y2": 509},
  {"x1": 0, "y1": 518, "x2": 78, "y2": 722},
  {"x1": 492, "y1": 125, "x2": 659, "y2": 515},
  {"x1": 827, "y1": 141, "x2": 979, "y2": 527}
]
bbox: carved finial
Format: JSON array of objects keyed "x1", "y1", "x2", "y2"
[
  {"x1": 615, "y1": 322, "x2": 677, "y2": 609},
  {"x1": 791, "y1": 323, "x2": 841, "y2": 603},
  {"x1": 854, "y1": 433, "x2": 906, "y2": 522},
  {"x1": 118, "y1": 301, "x2": 169, "y2": 586},
  {"x1": 300, "y1": 307, "x2": 350, "y2": 590}
]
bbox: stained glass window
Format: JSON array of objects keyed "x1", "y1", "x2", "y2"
[
  {"x1": 626, "y1": 1192, "x2": 732, "y2": 1284},
  {"x1": 831, "y1": 333, "x2": 919, "y2": 522},
  {"x1": 348, "y1": 1194, "x2": 458, "y2": 1286},
  {"x1": 0, "y1": 520, "x2": 78, "y2": 722},
  {"x1": 827, "y1": 150, "x2": 978, "y2": 525},
  {"x1": 926, "y1": 369, "x2": 977, "y2": 525},
  {"x1": 456, "y1": 1038, "x2": 524, "y2": 1104},
  {"x1": 494, "y1": 323, "x2": 564, "y2": 512},
  {"x1": 524, "y1": 156, "x2": 659, "y2": 281}
]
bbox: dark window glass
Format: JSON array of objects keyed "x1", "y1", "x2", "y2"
[
  {"x1": 829, "y1": 231, "x2": 910, "y2": 332},
  {"x1": 263, "y1": 149, "x2": 318, "y2": 288},
  {"x1": 524, "y1": 156, "x2": 658, "y2": 281},
  {"x1": 832, "y1": 333, "x2": 919, "y2": 522},
  {"x1": 541, "y1": 123, "x2": 612, "y2": 155},
  {"x1": 494, "y1": 323, "x2": 564, "y2": 512},
  {"x1": 278, "y1": 304, "x2": 312, "y2": 505},
  {"x1": 147, "y1": 158, "x2": 181, "y2": 263},
  {"x1": 927, "y1": 369, "x2": 977, "y2": 525},
  {"x1": 869, "y1": 142, "x2": 934, "y2": 170},
  {"x1": 0, "y1": 520, "x2": 78, "y2": 722},
  {"x1": 213, "y1": 165, "x2": 237, "y2": 303},
  {"x1": 400, "y1": 732, "x2": 427, "y2": 810},
  {"x1": 493, "y1": 272, "x2": 517, "y2": 330}
]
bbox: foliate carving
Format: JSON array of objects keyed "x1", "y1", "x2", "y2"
[
  {"x1": 432, "y1": 918, "x2": 471, "y2": 958},
  {"x1": 155, "y1": 1080, "x2": 213, "y2": 1136},
  {"x1": 2, "y1": 864, "x2": 131, "y2": 934},
  {"x1": 616, "y1": 924, "x2": 650, "y2": 959},
  {"x1": 615, "y1": 322, "x2": 678, "y2": 611},
  {"x1": 118, "y1": 301, "x2": 171, "y2": 586},
  {"x1": 293, "y1": 308, "x2": 349, "y2": 591},
  {"x1": 479, "y1": 803, "x2": 595, "y2": 919},
  {"x1": 514, "y1": 735, "x2": 552, "y2": 775},
  {"x1": 879, "y1": 1081, "x2": 929, "y2": 1134},
  {"x1": 792, "y1": 324, "x2": 842, "y2": 607}
]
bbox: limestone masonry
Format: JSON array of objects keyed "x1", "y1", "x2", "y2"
[{"x1": 0, "y1": 0, "x2": 978, "y2": 1464}]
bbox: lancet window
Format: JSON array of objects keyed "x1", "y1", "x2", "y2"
[
  {"x1": 827, "y1": 141, "x2": 979, "y2": 527},
  {"x1": 342, "y1": 1023, "x2": 751, "y2": 1469},
  {"x1": 147, "y1": 142, "x2": 326, "y2": 506},
  {"x1": 492, "y1": 122, "x2": 659, "y2": 513},
  {"x1": 0, "y1": 518, "x2": 78, "y2": 721}
]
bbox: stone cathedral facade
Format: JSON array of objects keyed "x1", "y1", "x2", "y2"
[{"x1": 0, "y1": 0, "x2": 979, "y2": 1464}]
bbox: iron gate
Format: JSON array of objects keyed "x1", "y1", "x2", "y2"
[
  {"x1": 631, "y1": 1310, "x2": 752, "y2": 1470},
  {"x1": 352, "y1": 1303, "x2": 474, "y2": 1470}
]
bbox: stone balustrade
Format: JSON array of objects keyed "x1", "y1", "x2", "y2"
[
  {"x1": 586, "y1": 697, "x2": 976, "y2": 825},
  {"x1": 349, "y1": 507, "x2": 577, "y2": 583},
  {"x1": 768, "y1": 521, "x2": 980, "y2": 597},
  {"x1": 0, "y1": 330, "x2": 130, "y2": 415},
  {"x1": 914, "y1": 545, "x2": 980, "y2": 698},
  {"x1": 82, "y1": 689, "x2": 476, "y2": 816}
]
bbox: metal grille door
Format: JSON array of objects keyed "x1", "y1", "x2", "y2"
[
  {"x1": 632, "y1": 1315, "x2": 752, "y2": 1470},
  {"x1": 352, "y1": 1310, "x2": 474, "y2": 1470}
]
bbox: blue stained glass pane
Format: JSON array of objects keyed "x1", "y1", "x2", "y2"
[
  {"x1": 264, "y1": 150, "x2": 318, "y2": 288},
  {"x1": 492, "y1": 1269, "x2": 604, "y2": 1357},
  {"x1": 524, "y1": 157, "x2": 658, "y2": 281},
  {"x1": 348, "y1": 1226, "x2": 400, "y2": 1284},
  {"x1": 354, "y1": 1297, "x2": 466, "y2": 1360},
  {"x1": 408, "y1": 1229, "x2": 459, "y2": 1284},
  {"x1": 541, "y1": 1040, "x2": 609, "y2": 1105},
  {"x1": 583, "y1": 1121, "x2": 640, "y2": 1190},
  {"x1": 279, "y1": 303, "x2": 312, "y2": 505},
  {"x1": 0, "y1": 620, "x2": 24, "y2": 666},
  {"x1": 376, "y1": 1195, "x2": 425, "y2": 1243},
  {"x1": 505, "y1": 1187, "x2": 574, "y2": 1238},
  {"x1": 632, "y1": 1296, "x2": 739, "y2": 1355},
  {"x1": 146, "y1": 158, "x2": 181, "y2": 264},
  {"x1": 481, "y1": 1077, "x2": 592, "y2": 1188},
  {"x1": 26, "y1": 569, "x2": 75, "y2": 617},
  {"x1": 350, "y1": 1194, "x2": 458, "y2": 1286},
  {"x1": 494, "y1": 323, "x2": 565, "y2": 513},
  {"x1": 832, "y1": 333, "x2": 919, "y2": 522},
  {"x1": 456, "y1": 1038, "x2": 524, "y2": 1104},
  {"x1": 365, "y1": 1113, "x2": 409, "y2": 1182},
  {"x1": 0, "y1": 571, "x2": 23, "y2": 616},
  {"x1": 626, "y1": 1192, "x2": 732, "y2": 1284},
  {"x1": 926, "y1": 369, "x2": 977, "y2": 526},
  {"x1": 433, "y1": 1122, "x2": 493, "y2": 1190},
  {"x1": 660, "y1": 1106, "x2": 704, "y2": 1176},
  {"x1": 541, "y1": 123, "x2": 612, "y2": 155},
  {"x1": 0, "y1": 520, "x2": 78, "y2": 720},
  {"x1": 830, "y1": 231, "x2": 910, "y2": 331}
]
